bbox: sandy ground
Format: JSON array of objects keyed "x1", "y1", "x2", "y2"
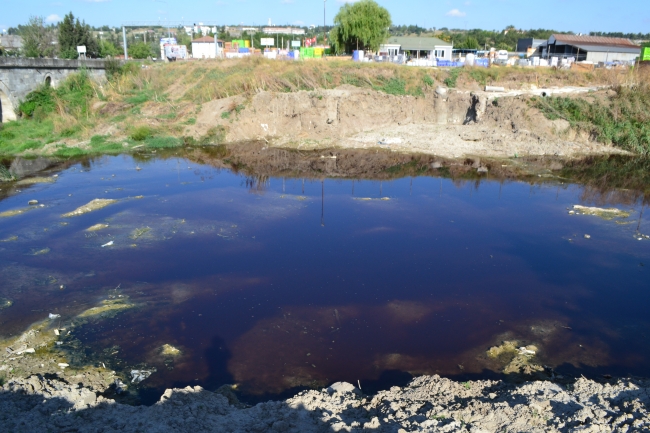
[
  {"x1": 1, "y1": 374, "x2": 648, "y2": 432},
  {"x1": 185, "y1": 85, "x2": 626, "y2": 159}
]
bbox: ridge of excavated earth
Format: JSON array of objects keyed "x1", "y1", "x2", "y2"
[
  {"x1": 182, "y1": 86, "x2": 626, "y2": 159},
  {"x1": 1, "y1": 374, "x2": 649, "y2": 432}
]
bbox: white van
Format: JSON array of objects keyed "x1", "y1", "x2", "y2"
[{"x1": 494, "y1": 50, "x2": 509, "y2": 65}]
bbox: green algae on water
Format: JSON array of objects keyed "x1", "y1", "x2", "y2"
[{"x1": 16, "y1": 177, "x2": 56, "y2": 186}]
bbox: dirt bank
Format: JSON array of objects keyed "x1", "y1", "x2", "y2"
[
  {"x1": 2, "y1": 373, "x2": 648, "y2": 432},
  {"x1": 186, "y1": 85, "x2": 624, "y2": 159}
]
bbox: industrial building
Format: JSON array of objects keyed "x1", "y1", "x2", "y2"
[
  {"x1": 537, "y1": 34, "x2": 641, "y2": 63},
  {"x1": 516, "y1": 38, "x2": 545, "y2": 54},
  {"x1": 379, "y1": 37, "x2": 453, "y2": 61}
]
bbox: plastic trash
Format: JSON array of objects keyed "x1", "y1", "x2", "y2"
[
  {"x1": 518, "y1": 347, "x2": 536, "y2": 356},
  {"x1": 114, "y1": 378, "x2": 127, "y2": 394},
  {"x1": 130, "y1": 369, "x2": 153, "y2": 384},
  {"x1": 58, "y1": 363, "x2": 69, "y2": 369},
  {"x1": 101, "y1": 241, "x2": 114, "y2": 248},
  {"x1": 49, "y1": 313, "x2": 61, "y2": 319}
]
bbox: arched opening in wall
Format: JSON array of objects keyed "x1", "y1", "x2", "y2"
[
  {"x1": 0, "y1": 89, "x2": 17, "y2": 123},
  {"x1": 45, "y1": 76, "x2": 52, "y2": 87}
]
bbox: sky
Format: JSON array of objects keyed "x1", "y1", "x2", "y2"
[{"x1": 1, "y1": 0, "x2": 649, "y2": 35}]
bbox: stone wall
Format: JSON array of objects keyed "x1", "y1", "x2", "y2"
[{"x1": 0, "y1": 58, "x2": 109, "y2": 122}]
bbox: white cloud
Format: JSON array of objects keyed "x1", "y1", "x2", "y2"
[
  {"x1": 45, "y1": 14, "x2": 61, "y2": 23},
  {"x1": 446, "y1": 9, "x2": 466, "y2": 17}
]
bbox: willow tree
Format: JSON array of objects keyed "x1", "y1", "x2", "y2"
[{"x1": 330, "y1": 0, "x2": 391, "y2": 54}]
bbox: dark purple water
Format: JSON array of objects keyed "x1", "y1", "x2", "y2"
[{"x1": 1, "y1": 154, "x2": 649, "y2": 400}]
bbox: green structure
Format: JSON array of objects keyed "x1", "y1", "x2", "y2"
[{"x1": 642, "y1": 46, "x2": 650, "y2": 62}]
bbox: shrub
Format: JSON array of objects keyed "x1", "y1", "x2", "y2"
[{"x1": 130, "y1": 126, "x2": 155, "y2": 141}]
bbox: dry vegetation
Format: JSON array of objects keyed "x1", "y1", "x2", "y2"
[{"x1": 0, "y1": 57, "x2": 645, "y2": 158}]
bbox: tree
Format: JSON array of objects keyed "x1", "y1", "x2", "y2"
[
  {"x1": 461, "y1": 36, "x2": 479, "y2": 50},
  {"x1": 58, "y1": 12, "x2": 99, "y2": 58},
  {"x1": 330, "y1": 0, "x2": 391, "y2": 54},
  {"x1": 20, "y1": 16, "x2": 57, "y2": 58},
  {"x1": 99, "y1": 39, "x2": 119, "y2": 57},
  {"x1": 128, "y1": 42, "x2": 154, "y2": 59}
]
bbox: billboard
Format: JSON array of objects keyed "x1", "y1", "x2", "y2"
[
  {"x1": 261, "y1": 38, "x2": 274, "y2": 46},
  {"x1": 160, "y1": 38, "x2": 177, "y2": 45},
  {"x1": 642, "y1": 46, "x2": 650, "y2": 62}
]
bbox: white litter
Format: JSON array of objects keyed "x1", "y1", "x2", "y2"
[
  {"x1": 131, "y1": 369, "x2": 153, "y2": 384},
  {"x1": 518, "y1": 347, "x2": 536, "y2": 356},
  {"x1": 101, "y1": 241, "x2": 114, "y2": 247},
  {"x1": 15, "y1": 348, "x2": 35, "y2": 355},
  {"x1": 58, "y1": 363, "x2": 69, "y2": 369},
  {"x1": 54, "y1": 329, "x2": 60, "y2": 335},
  {"x1": 48, "y1": 313, "x2": 60, "y2": 319}
]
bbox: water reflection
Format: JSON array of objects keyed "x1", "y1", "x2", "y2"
[{"x1": 0, "y1": 148, "x2": 648, "y2": 401}]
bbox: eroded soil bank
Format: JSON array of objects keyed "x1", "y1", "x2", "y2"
[{"x1": 2, "y1": 373, "x2": 648, "y2": 432}]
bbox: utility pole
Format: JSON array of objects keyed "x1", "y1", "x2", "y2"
[
  {"x1": 122, "y1": 26, "x2": 128, "y2": 59},
  {"x1": 324, "y1": 0, "x2": 327, "y2": 44}
]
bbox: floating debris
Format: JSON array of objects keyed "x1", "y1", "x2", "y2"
[
  {"x1": 16, "y1": 177, "x2": 56, "y2": 186},
  {"x1": 114, "y1": 378, "x2": 128, "y2": 394},
  {"x1": 518, "y1": 347, "x2": 536, "y2": 356},
  {"x1": 130, "y1": 369, "x2": 154, "y2": 384},
  {"x1": 101, "y1": 241, "x2": 114, "y2": 248},
  {"x1": 86, "y1": 224, "x2": 109, "y2": 232},
  {"x1": 48, "y1": 313, "x2": 61, "y2": 319},
  {"x1": 0, "y1": 236, "x2": 18, "y2": 242},
  {"x1": 58, "y1": 363, "x2": 69, "y2": 369},
  {"x1": 28, "y1": 200, "x2": 39, "y2": 206},
  {"x1": 584, "y1": 234, "x2": 591, "y2": 239},
  {"x1": 62, "y1": 199, "x2": 118, "y2": 217},
  {"x1": 571, "y1": 205, "x2": 631, "y2": 220}
]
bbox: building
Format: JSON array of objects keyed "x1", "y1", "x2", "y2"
[
  {"x1": 225, "y1": 26, "x2": 258, "y2": 37},
  {"x1": 538, "y1": 34, "x2": 640, "y2": 63},
  {"x1": 379, "y1": 37, "x2": 453, "y2": 60},
  {"x1": 191, "y1": 36, "x2": 224, "y2": 59},
  {"x1": 516, "y1": 38, "x2": 545, "y2": 54},
  {"x1": 262, "y1": 27, "x2": 305, "y2": 36}
]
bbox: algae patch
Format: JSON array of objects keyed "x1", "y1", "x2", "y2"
[
  {"x1": 571, "y1": 205, "x2": 631, "y2": 220},
  {"x1": 87, "y1": 223, "x2": 110, "y2": 232},
  {"x1": 77, "y1": 299, "x2": 135, "y2": 320},
  {"x1": 129, "y1": 227, "x2": 151, "y2": 240},
  {"x1": 487, "y1": 340, "x2": 543, "y2": 377},
  {"x1": 0, "y1": 236, "x2": 18, "y2": 242},
  {"x1": 62, "y1": 199, "x2": 118, "y2": 217},
  {"x1": 16, "y1": 177, "x2": 56, "y2": 186},
  {"x1": 0, "y1": 207, "x2": 36, "y2": 218},
  {"x1": 0, "y1": 297, "x2": 13, "y2": 310},
  {"x1": 27, "y1": 247, "x2": 51, "y2": 256},
  {"x1": 160, "y1": 344, "x2": 182, "y2": 357}
]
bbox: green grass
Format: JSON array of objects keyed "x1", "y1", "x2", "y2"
[
  {"x1": 533, "y1": 85, "x2": 650, "y2": 154},
  {"x1": 130, "y1": 126, "x2": 155, "y2": 141},
  {"x1": 444, "y1": 68, "x2": 461, "y2": 88},
  {"x1": 144, "y1": 136, "x2": 182, "y2": 148}
]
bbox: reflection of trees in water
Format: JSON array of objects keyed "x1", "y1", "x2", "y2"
[{"x1": 244, "y1": 175, "x2": 270, "y2": 194}]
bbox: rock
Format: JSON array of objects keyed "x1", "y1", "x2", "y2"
[{"x1": 327, "y1": 382, "x2": 357, "y2": 394}]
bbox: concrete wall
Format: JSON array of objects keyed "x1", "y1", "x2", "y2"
[
  {"x1": 192, "y1": 42, "x2": 217, "y2": 59},
  {"x1": 0, "y1": 58, "x2": 108, "y2": 123},
  {"x1": 586, "y1": 51, "x2": 639, "y2": 63}
]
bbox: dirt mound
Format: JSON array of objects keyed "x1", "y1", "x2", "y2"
[{"x1": 187, "y1": 86, "x2": 622, "y2": 159}]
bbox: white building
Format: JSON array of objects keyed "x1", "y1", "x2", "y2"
[
  {"x1": 262, "y1": 27, "x2": 305, "y2": 36},
  {"x1": 539, "y1": 34, "x2": 641, "y2": 63},
  {"x1": 379, "y1": 36, "x2": 453, "y2": 61},
  {"x1": 191, "y1": 36, "x2": 224, "y2": 59}
]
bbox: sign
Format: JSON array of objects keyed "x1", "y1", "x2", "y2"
[
  {"x1": 160, "y1": 37, "x2": 177, "y2": 45},
  {"x1": 261, "y1": 38, "x2": 274, "y2": 46},
  {"x1": 76, "y1": 46, "x2": 86, "y2": 54},
  {"x1": 291, "y1": 40, "x2": 301, "y2": 48},
  {"x1": 642, "y1": 46, "x2": 650, "y2": 62}
]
